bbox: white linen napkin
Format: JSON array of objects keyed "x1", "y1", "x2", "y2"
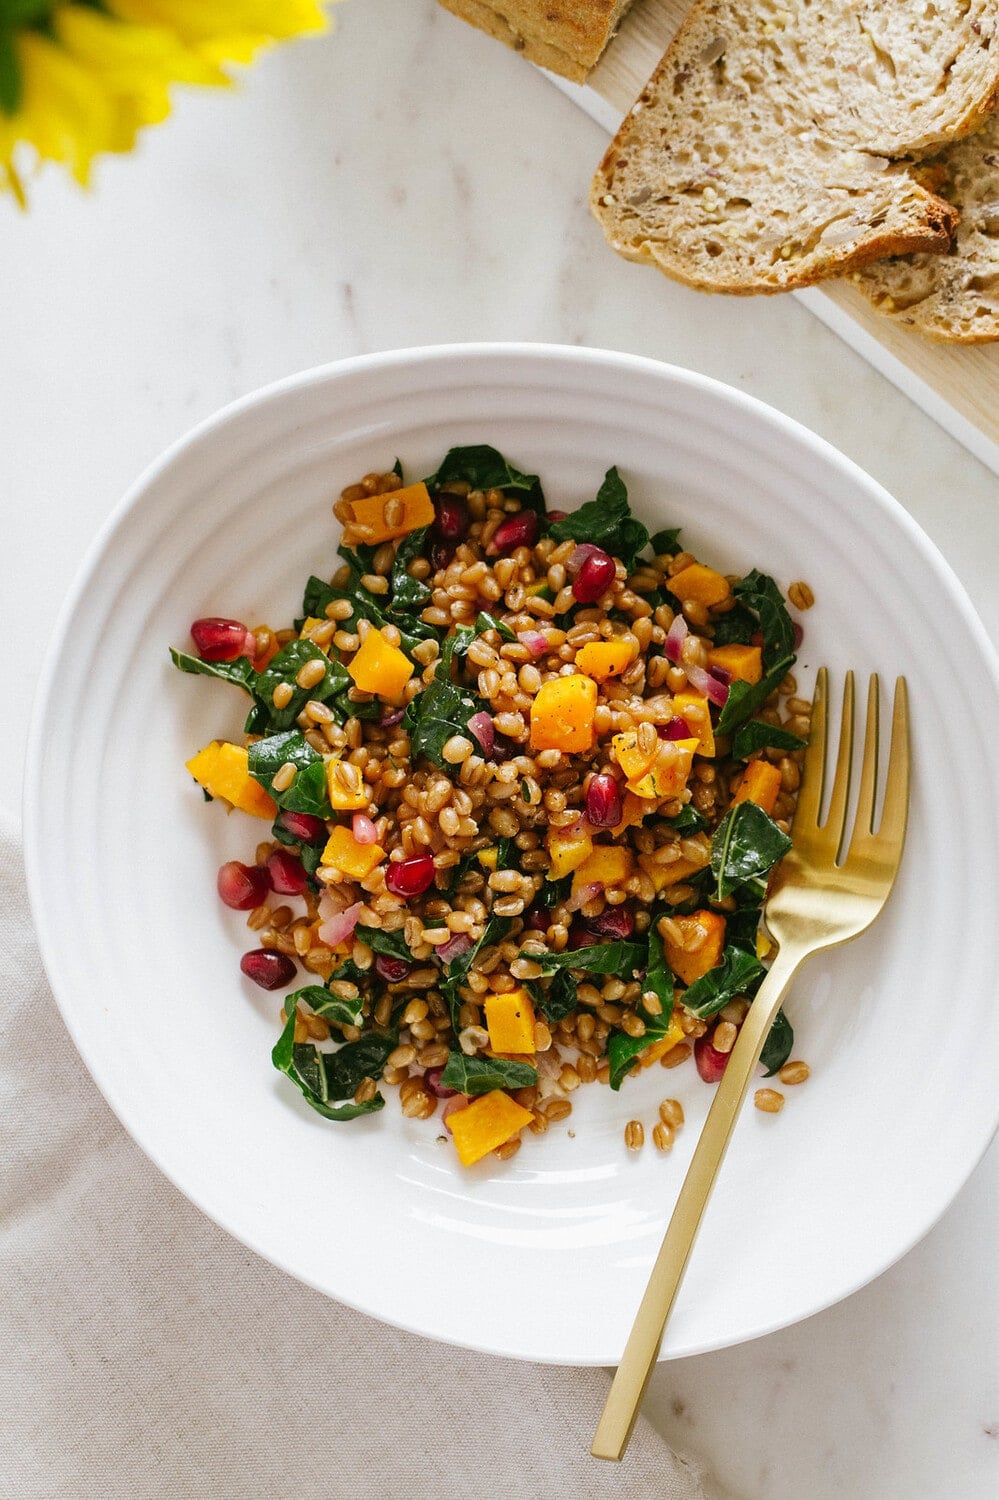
[{"x1": 0, "y1": 809, "x2": 710, "y2": 1499}]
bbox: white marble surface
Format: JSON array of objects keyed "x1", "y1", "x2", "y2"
[{"x1": 2, "y1": 1, "x2": 997, "y2": 1495}]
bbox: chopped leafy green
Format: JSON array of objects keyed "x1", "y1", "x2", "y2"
[
  {"x1": 169, "y1": 648, "x2": 256, "y2": 693},
  {"x1": 681, "y1": 944, "x2": 765, "y2": 1019},
  {"x1": 732, "y1": 570, "x2": 795, "y2": 668},
  {"x1": 248, "y1": 731, "x2": 332, "y2": 817},
  {"x1": 475, "y1": 610, "x2": 516, "y2": 642},
  {"x1": 526, "y1": 938, "x2": 647, "y2": 979},
  {"x1": 650, "y1": 526, "x2": 682, "y2": 555},
  {"x1": 538, "y1": 874, "x2": 572, "y2": 909},
  {"x1": 354, "y1": 925, "x2": 411, "y2": 962},
  {"x1": 439, "y1": 1053, "x2": 538, "y2": 1095},
  {"x1": 272, "y1": 1005, "x2": 393, "y2": 1120},
  {"x1": 287, "y1": 983, "x2": 364, "y2": 1031},
  {"x1": 605, "y1": 925, "x2": 676, "y2": 1089},
  {"x1": 387, "y1": 528, "x2": 432, "y2": 616},
  {"x1": 643, "y1": 923, "x2": 674, "y2": 1016},
  {"x1": 731, "y1": 720, "x2": 807, "y2": 760},
  {"x1": 441, "y1": 913, "x2": 512, "y2": 1030},
  {"x1": 662, "y1": 804, "x2": 707, "y2": 835},
  {"x1": 255, "y1": 641, "x2": 350, "y2": 731},
  {"x1": 715, "y1": 654, "x2": 796, "y2": 736},
  {"x1": 711, "y1": 802, "x2": 792, "y2": 900},
  {"x1": 710, "y1": 603, "x2": 758, "y2": 648},
  {"x1": 302, "y1": 549, "x2": 434, "y2": 657},
  {"x1": 724, "y1": 905, "x2": 765, "y2": 951},
  {"x1": 403, "y1": 631, "x2": 485, "y2": 776},
  {"x1": 549, "y1": 467, "x2": 650, "y2": 573},
  {"x1": 760, "y1": 1009, "x2": 794, "y2": 1076},
  {"x1": 424, "y1": 445, "x2": 545, "y2": 513},
  {"x1": 531, "y1": 970, "x2": 577, "y2": 1025}
]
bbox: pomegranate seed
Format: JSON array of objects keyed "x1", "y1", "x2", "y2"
[
  {"x1": 571, "y1": 548, "x2": 616, "y2": 603},
  {"x1": 275, "y1": 810, "x2": 326, "y2": 844},
  {"x1": 793, "y1": 620, "x2": 804, "y2": 649},
  {"x1": 585, "y1": 773, "x2": 623, "y2": 829},
  {"x1": 589, "y1": 906, "x2": 634, "y2": 939},
  {"x1": 385, "y1": 853, "x2": 436, "y2": 898},
  {"x1": 523, "y1": 905, "x2": 550, "y2": 932},
  {"x1": 546, "y1": 509, "x2": 568, "y2": 523},
  {"x1": 433, "y1": 492, "x2": 469, "y2": 541},
  {"x1": 240, "y1": 948, "x2": 296, "y2": 990},
  {"x1": 566, "y1": 920, "x2": 592, "y2": 950},
  {"x1": 374, "y1": 953, "x2": 412, "y2": 983},
  {"x1": 427, "y1": 536, "x2": 455, "y2": 573},
  {"x1": 424, "y1": 1067, "x2": 458, "y2": 1099},
  {"x1": 659, "y1": 715, "x2": 693, "y2": 741},
  {"x1": 694, "y1": 1034, "x2": 730, "y2": 1083},
  {"x1": 488, "y1": 510, "x2": 540, "y2": 556},
  {"x1": 190, "y1": 617, "x2": 255, "y2": 662},
  {"x1": 217, "y1": 860, "x2": 269, "y2": 910},
  {"x1": 266, "y1": 848, "x2": 308, "y2": 895}
]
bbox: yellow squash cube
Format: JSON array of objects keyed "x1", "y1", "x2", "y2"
[
  {"x1": 667, "y1": 563, "x2": 731, "y2": 607},
  {"x1": 321, "y1": 825, "x2": 385, "y2": 879},
  {"x1": 733, "y1": 759, "x2": 783, "y2": 816},
  {"x1": 326, "y1": 758, "x2": 370, "y2": 811},
  {"x1": 708, "y1": 643, "x2": 763, "y2": 685},
  {"x1": 627, "y1": 737, "x2": 699, "y2": 800},
  {"x1": 348, "y1": 481, "x2": 436, "y2": 543},
  {"x1": 529, "y1": 674, "x2": 597, "y2": 753},
  {"x1": 575, "y1": 639, "x2": 636, "y2": 681},
  {"x1": 448, "y1": 1091, "x2": 535, "y2": 1168},
  {"x1": 546, "y1": 828, "x2": 593, "y2": 880},
  {"x1": 484, "y1": 988, "x2": 537, "y2": 1055},
  {"x1": 639, "y1": 1017, "x2": 687, "y2": 1066},
  {"x1": 671, "y1": 692, "x2": 715, "y2": 757},
  {"x1": 571, "y1": 844, "x2": 635, "y2": 894},
  {"x1": 664, "y1": 910, "x2": 726, "y2": 987},
  {"x1": 611, "y1": 731, "x2": 657, "y2": 781},
  {"x1": 347, "y1": 628, "x2": 414, "y2": 701},
  {"x1": 185, "y1": 741, "x2": 277, "y2": 820}
]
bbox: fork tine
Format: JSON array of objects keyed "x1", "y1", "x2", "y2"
[
  {"x1": 823, "y1": 670, "x2": 854, "y2": 855},
  {"x1": 793, "y1": 666, "x2": 827, "y2": 830},
  {"x1": 876, "y1": 677, "x2": 910, "y2": 849},
  {"x1": 851, "y1": 674, "x2": 880, "y2": 837}
]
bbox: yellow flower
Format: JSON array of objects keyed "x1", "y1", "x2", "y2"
[{"x1": 0, "y1": 0, "x2": 331, "y2": 206}]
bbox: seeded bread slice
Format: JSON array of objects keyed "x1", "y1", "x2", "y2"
[
  {"x1": 438, "y1": 0, "x2": 637, "y2": 83},
  {"x1": 854, "y1": 115, "x2": 999, "y2": 342},
  {"x1": 591, "y1": 0, "x2": 970, "y2": 294}
]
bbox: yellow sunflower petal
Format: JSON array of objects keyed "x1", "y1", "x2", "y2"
[
  {"x1": 107, "y1": 0, "x2": 330, "y2": 52},
  {"x1": 5, "y1": 31, "x2": 118, "y2": 185}
]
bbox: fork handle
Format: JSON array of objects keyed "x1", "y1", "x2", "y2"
[{"x1": 591, "y1": 941, "x2": 805, "y2": 1462}]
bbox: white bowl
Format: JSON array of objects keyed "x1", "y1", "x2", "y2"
[{"x1": 24, "y1": 344, "x2": 999, "y2": 1364}]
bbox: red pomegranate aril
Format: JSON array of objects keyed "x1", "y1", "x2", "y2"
[
  {"x1": 589, "y1": 906, "x2": 634, "y2": 939},
  {"x1": 240, "y1": 948, "x2": 296, "y2": 990},
  {"x1": 424, "y1": 1067, "x2": 458, "y2": 1099},
  {"x1": 488, "y1": 510, "x2": 540, "y2": 556},
  {"x1": 433, "y1": 492, "x2": 469, "y2": 541},
  {"x1": 792, "y1": 620, "x2": 804, "y2": 650},
  {"x1": 660, "y1": 715, "x2": 693, "y2": 741},
  {"x1": 523, "y1": 905, "x2": 550, "y2": 932},
  {"x1": 571, "y1": 548, "x2": 616, "y2": 603},
  {"x1": 546, "y1": 509, "x2": 568, "y2": 523},
  {"x1": 585, "y1": 772, "x2": 623, "y2": 829},
  {"x1": 566, "y1": 920, "x2": 592, "y2": 950},
  {"x1": 191, "y1": 617, "x2": 255, "y2": 662},
  {"x1": 217, "y1": 860, "x2": 270, "y2": 910},
  {"x1": 427, "y1": 536, "x2": 455, "y2": 573},
  {"x1": 275, "y1": 810, "x2": 326, "y2": 844},
  {"x1": 266, "y1": 848, "x2": 309, "y2": 895},
  {"x1": 375, "y1": 953, "x2": 412, "y2": 983},
  {"x1": 385, "y1": 853, "x2": 436, "y2": 898},
  {"x1": 694, "y1": 1034, "x2": 730, "y2": 1083}
]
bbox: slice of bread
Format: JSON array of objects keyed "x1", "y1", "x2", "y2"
[
  {"x1": 591, "y1": 0, "x2": 997, "y2": 294},
  {"x1": 438, "y1": 0, "x2": 637, "y2": 83},
  {"x1": 854, "y1": 114, "x2": 999, "y2": 342}
]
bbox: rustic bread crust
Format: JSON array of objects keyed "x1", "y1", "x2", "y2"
[
  {"x1": 438, "y1": 0, "x2": 636, "y2": 83},
  {"x1": 591, "y1": 0, "x2": 965, "y2": 295}
]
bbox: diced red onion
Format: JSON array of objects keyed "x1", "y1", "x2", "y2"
[
  {"x1": 351, "y1": 812, "x2": 378, "y2": 845},
  {"x1": 664, "y1": 614, "x2": 688, "y2": 663},
  {"x1": 565, "y1": 543, "x2": 601, "y2": 579},
  {"x1": 437, "y1": 932, "x2": 472, "y2": 965},
  {"x1": 685, "y1": 663, "x2": 730, "y2": 706},
  {"x1": 441, "y1": 1094, "x2": 471, "y2": 1131},
  {"x1": 467, "y1": 711, "x2": 495, "y2": 756},
  {"x1": 517, "y1": 630, "x2": 549, "y2": 659},
  {"x1": 424, "y1": 1067, "x2": 458, "y2": 1099},
  {"x1": 381, "y1": 708, "x2": 404, "y2": 728},
  {"x1": 317, "y1": 898, "x2": 362, "y2": 949},
  {"x1": 588, "y1": 906, "x2": 634, "y2": 939},
  {"x1": 565, "y1": 881, "x2": 603, "y2": 914},
  {"x1": 709, "y1": 664, "x2": 732, "y2": 685},
  {"x1": 659, "y1": 716, "x2": 693, "y2": 741}
]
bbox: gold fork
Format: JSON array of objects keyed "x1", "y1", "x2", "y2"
[{"x1": 592, "y1": 668, "x2": 910, "y2": 1462}]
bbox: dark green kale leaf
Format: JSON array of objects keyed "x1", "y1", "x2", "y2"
[
  {"x1": 715, "y1": 654, "x2": 796, "y2": 736},
  {"x1": 710, "y1": 603, "x2": 759, "y2": 648},
  {"x1": 760, "y1": 1009, "x2": 794, "y2": 1075},
  {"x1": 649, "y1": 526, "x2": 682, "y2": 555},
  {"x1": 403, "y1": 631, "x2": 485, "y2": 776},
  {"x1": 272, "y1": 1005, "x2": 394, "y2": 1120},
  {"x1": 354, "y1": 925, "x2": 412, "y2": 962},
  {"x1": 255, "y1": 641, "x2": 351, "y2": 731},
  {"x1": 286, "y1": 983, "x2": 364, "y2": 1031},
  {"x1": 525, "y1": 938, "x2": 648, "y2": 979},
  {"x1": 680, "y1": 944, "x2": 765, "y2": 1019},
  {"x1": 662, "y1": 804, "x2": 707, "y2": 835},
  {"x1": 731, "y1": 720, "x2": 807, "y2": 760},
  {"x1": 424, "y1": 445, "x2": 546, "y2": 513},
  {"x1": 549, "y1": 467, "x2": 650, "y2": 573},
  {"x1": 248, "y1": 731, "x2": 332, "y2": 817},
  {"x1": 732, "y1": 570, "x2": 795, "y2": 668},
  {"x1": 531, "y1": 969, "x2": 577, "y2": 1025},
  {"x1": 441, "y1": 913, "x2": 513, "y2": 1031},
  {"x1": 388, "y1": 528, "x2": 432, "y2": 614},
  {"x1": 439, "y1": 1053, "x2": 538, "y2": 1095},
  {"x1": 605, "y1": 924, "x2": 675, "y2": 1090},
  {"x1": 475, "y1": 610, "x2": 517, "y2": 642},
  {"x1": 169, "y1": 648, "x2": 257, "y2": 693},
  {"x1": 710, "y1": 802, "x2": 792, "y2": 900}
]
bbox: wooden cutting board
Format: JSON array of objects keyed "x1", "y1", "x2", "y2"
[{"x1": 554, "y1": 0, "x2": 999, "y2": 477}]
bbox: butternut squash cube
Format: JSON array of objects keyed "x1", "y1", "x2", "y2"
[
  {"x1": 529, "y1": 674, "x2": 597, "y2": 752},
  {"x1": 637, "y1": 844, "x2": 711, "y2": 894},
  {"x1": 667, "y1": 563, "x2": 731, "y2": 607},
  {"x1": 708, "y1": 643, "x2": 763, "y2": 685},
  {"x1": 664, "y1": 910, "x2": 726, "y2": 988},
  {"x1": 571, "y1": 844, "x2": 635, "y2": 894},
  {"x1": 671, "y1": 692, "x2": 715, "y2": 757},
  {"x1": 477, "y1": 846, "x2": 498, "y2": 870},
  {"x1": 546, "y1": 828, "x2": 593, "y2": 880},
  {"x1": 186, "y1": 741, "x2": 277, "y2": 820},
  {"x1": 626, "y1": 737, "x2": 699, "y2": 800},
  {"x1": 575, "y1": 639, "x2": 636, "y2": 681},
  {"x1": 639, "y1": 1017, "x2": 687, "y2": 1067},
  {"x1": 448, "y1": 1091, "x2": 535, "y2": 1168},
  {"x1": 733, "y1": 759, "x2": 782, "y2": 816},
  {"x1": 347, "y1": 481, "x2": 436, "y2": 543},
  {"x1": 326, "y1": 757, "x2": 369, "y2": 811},
  {"x1": 484, "y1": 988, "x2": 536, "y2": 1055},
  {"x1": 347, "y1": 628, "x2": 414, "y2": 701},
  {"x1": 611, "y1": 731, "x2": 657, "y2": 781},
  {"x1": 612, "y1": 791, "x2": 651, "y2": 836},
  {"x1": 321, "y1": 825, "x2": 385, "y2": 879}
]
